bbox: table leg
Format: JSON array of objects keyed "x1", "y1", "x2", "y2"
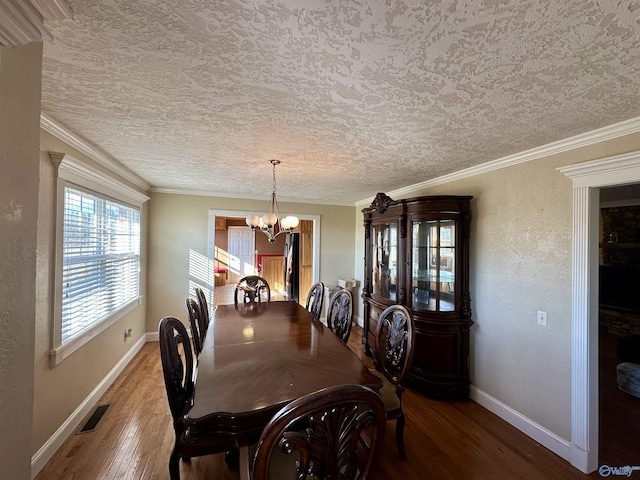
[{"x1": 239, "y1": 443, "x2": 251, "y2": 480}]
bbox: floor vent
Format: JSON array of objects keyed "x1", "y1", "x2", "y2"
[{"x1": 78, "y1": 404, "x2": 110, "y2": 433}]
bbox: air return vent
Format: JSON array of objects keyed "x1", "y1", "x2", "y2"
[{"x1": 78, "y1": 404, "x2": 110, "y2": 433}]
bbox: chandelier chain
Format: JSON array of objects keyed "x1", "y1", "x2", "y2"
[{"x1": 272, "y1": 161, "x2": 277, "y2": 194}]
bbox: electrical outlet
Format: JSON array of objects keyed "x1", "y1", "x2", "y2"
[{"x1": 537, "y1": 311, "x2": 548, "y2": 327}]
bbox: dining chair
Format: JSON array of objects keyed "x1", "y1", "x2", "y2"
[
  {"x1": 370, "y1": 304, "x2": 415, "y2": 459},
  {"x1": 304, "y1": 281, "x2": 325, "y2": 320},
  {"x1": 326, "y1": 287, "x2": 353, "y2": 343},
  {"x1": 234, "y1": 275, "x2": 271, "y2": 304},
  {"x1": 250, "y1": 384, "x2": 386, "y2": 480},
  {"x1": 195, "y1": 286, "x2": 210, "y2": 331},
  {"x1": 185, "y1": 298, "x2": 204, "y2": 355},
  {"x1": 158, "y1": 316, "x2": 232, "y2": 479}
]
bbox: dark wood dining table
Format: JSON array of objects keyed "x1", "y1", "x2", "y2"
[{"x1": 183, "y1": 300, "x2": 382, "y2": 459}]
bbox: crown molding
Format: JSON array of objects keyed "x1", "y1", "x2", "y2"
[
  {"x1": 356, "y1": 116, "x2": 640, "y2": 207},
  {"x1": 30, "y1": 0, "x2": 71, "y2": 21},
  {"x1": 50, "y1": 152, "x2": 149, "y2": 206},
  {"x1": 42, "y1": 108, "x2": 640, "y2": 208},
  {"x1": 41, "y1": 113, "x2": 151, "y2": 192},
  {"x1": 0, "y1": 0, "x2": 70, "y2": 47},
  {"x1": 150, "y1": 187, "x2": 353, "y2": 207},
  {"x1": 557, "y1": 149, "x2": 640, "y2": 188}
]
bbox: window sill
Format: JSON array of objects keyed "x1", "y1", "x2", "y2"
[{"x1": 49, "y1": 296, "x2": 143, "y2": 368}]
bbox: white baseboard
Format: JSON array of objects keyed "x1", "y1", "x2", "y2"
[
  {"x1": 146, "y1": 330, "x2": 159, "y2": 342},
  {"x1": 570, "y1": 444, "x2": 592, "y2": 473},
  {"x1": 469, "y1": 385, "x2": 572, "y2": 463},
  {"x1": 31, "y1": 334, "x2": 148, "y2": 479}
]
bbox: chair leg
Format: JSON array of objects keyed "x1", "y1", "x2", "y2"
[
  {"x1": 169, "y1": 447, "x2": 180, "y2": 480},
  {"x1": 225, "y1": 449, "x2": 240, "y2": 468},
  {"x1": 396, "y1": 412, "x2": 406, "y2": 459}
]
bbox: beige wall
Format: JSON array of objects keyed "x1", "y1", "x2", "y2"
[
  {"x1": 353, "y1": 132, "x2": 640, "y2": 443},
  {"x1": 32, "y1": 132, "x2": 149, "y2": 454},
  {"x1": 147, "y1": 193, "x2": 356, "y2": 332},
  {"x1": 0, "y1": 43, "x2": 42, "y2": 480}
]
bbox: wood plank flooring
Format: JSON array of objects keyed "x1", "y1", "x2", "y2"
[
  {"x1": 35, "y1": 300, "x2": 604, "y2": 479},
  {"x1": 598, "y1": 331, "x2": 640, "y2": 467}
]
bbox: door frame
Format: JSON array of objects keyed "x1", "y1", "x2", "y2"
[
  {"x1": 208, "y1": 209, "x2": 320, "y2": 287},
  {"x1": 558, "y1": 150, "x2": 640, "y2": 473}
]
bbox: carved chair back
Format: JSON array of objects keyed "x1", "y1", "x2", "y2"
[
  {"x1": 374, "y1": 304, "x2": 415, "y2": 389},
  {"x1": 326, "y1": 287, "x2": 353, "y2": 343},
  {"x1": 234, "y1": 275, "x2": 271, "y2": 304},
  {"x1": 195, "y1": 287, "x2": 210, "y2": 331},
  {"x1": 158, "y1": 316, "x2": 194, "y2": 422},
  {"x1": 251, "y1": 384, "x2": 385, "y2": 480},
  {"x1": 185, "y1": 298, "x2": 204, "y2": 355},
  {"x1": 304, "y1": 281, "x2": 325, "y2": 320}
]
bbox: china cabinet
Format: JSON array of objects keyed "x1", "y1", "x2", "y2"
[{"x1": 362, "y1": 193, "x2": 473, "y2": 398}]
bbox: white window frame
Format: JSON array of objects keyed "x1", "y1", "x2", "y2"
[{"x1": 49, "y1": 152, "x2": 149, "y2": 366}]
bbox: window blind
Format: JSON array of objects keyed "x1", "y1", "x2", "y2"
[{"x1": 62, "y1": 186, "x2": 141, "y2": 344}]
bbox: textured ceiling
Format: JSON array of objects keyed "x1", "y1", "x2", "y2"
[{"x1": 41, "y1": 0, "x2": 640, "y2": 204}]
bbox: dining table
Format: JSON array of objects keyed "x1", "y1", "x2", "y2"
[{"x1": 183, "y1": 300, "x2": 382, "y2": 477}]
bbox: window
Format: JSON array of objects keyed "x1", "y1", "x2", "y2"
[
  {"x1": 61, "y1": 186, "x2": 140, "y2": 342},
  {"x1": 50, "y1": 152, "x2": 148, "y2": 365}
]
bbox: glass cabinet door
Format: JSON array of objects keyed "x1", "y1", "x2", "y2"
[
  {"x1": 371, "y1": 222, "x2": 398, "y2": 301},
  {"x1": 411, "y1": 219, "x2": 456, "y2": 311}
]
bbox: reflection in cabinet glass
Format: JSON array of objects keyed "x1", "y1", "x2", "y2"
[
  {"x1": 412, "y1": 220, "x2": 456, "y2": 312},
  {"x1": 372, "y1": 222, "x2": 398, "y2": 301}
]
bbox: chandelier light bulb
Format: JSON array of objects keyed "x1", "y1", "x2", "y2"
[
  {"x1": 245, "y1": 215, "x2": 261, "y2": 227},
  {"x1": 281, "y1": 216, "x2": 299, "y2": 229},
  {"x1": 263, "y1": 212, "x2": 277, "y2": 227}
]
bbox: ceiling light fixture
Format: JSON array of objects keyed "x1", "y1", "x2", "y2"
[{"x1": 245, "y1": 159, "x2": 299, "y2": 243}]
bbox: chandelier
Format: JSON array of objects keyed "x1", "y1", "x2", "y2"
[{"x1": 245, "y1": 159, "x2": 299, "y2": 243}]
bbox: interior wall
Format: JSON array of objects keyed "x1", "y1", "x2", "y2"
[
  {"x1": 33, "y1": 132, "x2": 149, "y2": 455},
  {"x1": 0, "y1": 42, "x2": 42, "y2": 480},
  {"x1": 147, "y1": 193, "x2": 355, "y2": 333},
  {"x1": 353, "y1": 132, "x2": 640, "y2": 448},
  {"x1": 435, "y1": 155, "x2": 574, "y2": 441}
]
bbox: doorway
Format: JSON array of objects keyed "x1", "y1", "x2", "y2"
[
  {"x1": 597, "y1": 185, "x2": 640, "y2": 466},
  {"x1": 559, "y1": 151, "x2": 640, "y2": 473},
  {"x1": 208, "y1": 209, "x2": 321, "y2": 303}
]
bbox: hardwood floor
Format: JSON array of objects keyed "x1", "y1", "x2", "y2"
[
  {"x1": 36, "y1": 304, "x2": 599, "y2": 480},
  {"x1": 598, "y1": 331, "x2": 640, "y2": 467}
]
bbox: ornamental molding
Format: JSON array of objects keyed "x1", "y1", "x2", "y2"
[
  {"x1": 42, "y1": 113, "x2": 151, "y2": 192},
  {"x1": 49, "y1": 151, "x2": 150, "y2": 206},
  {"x1": 0, "y1": 0, "x2": 71, "y2": 47}
]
